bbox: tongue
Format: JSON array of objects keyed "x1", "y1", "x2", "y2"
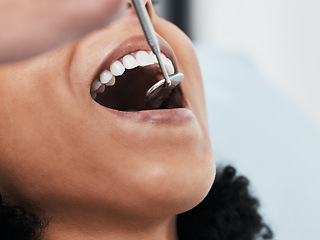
[{"x1": 96, "y1": 66, "x2": 162, "y2": 111}]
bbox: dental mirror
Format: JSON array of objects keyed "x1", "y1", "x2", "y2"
[
  {"x1": 132, "y1": 0, "x2": 184, "y2": 105},
  {"x1": 145, "y1": 72, "x2": 184, "y2": 104}
]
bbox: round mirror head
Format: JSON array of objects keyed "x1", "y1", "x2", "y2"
[{"x1": 145, "y1": 73, "x2": 184, "y2": 102}]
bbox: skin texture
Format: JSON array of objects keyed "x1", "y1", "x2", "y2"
[
  {"x1": 0, "y1": 1, "x2": 215, "y2": 240},
  {"x1": 0, "y1": 0, "x2": 125, "y2": 63}
]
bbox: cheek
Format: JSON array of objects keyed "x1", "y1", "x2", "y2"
[{"x1": 0, "y1": 60, "x2": 97, "y2": 203}]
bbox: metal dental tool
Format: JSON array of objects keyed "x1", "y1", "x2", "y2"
[{"x1": 131, "y1": 0, "x2": 184, "y2": 104}]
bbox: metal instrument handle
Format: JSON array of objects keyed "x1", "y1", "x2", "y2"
[
  {"x1": 131, "y1": 0, "x2": 160, "y2": 54},
  {"x1": 132, "y1": 0, "x2": 172, "y2": 86}
]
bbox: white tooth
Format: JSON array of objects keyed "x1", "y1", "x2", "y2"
[
  {"x1": 110, "y1": 60, "x2": 125, "y2": 76},
  {"x1": 96, "y1": 84, "x2": 106, "y2": 93},
  {"x1": 160, "y1": 53, "x2": 168, "y2": 64},
  {"x1": 100, "y1": 70, "x2": 114, "y2": 84},
  {"x1": 136, "y1": 51, "x2": 154, "y2": 66},
  {"x1": 166, "y1": 58, "x2": 175, "y2": 75},
  {"x1": 106, "y1": 76, "x2": 116, "y2": 86},
  {"x1": 149, "y1": 51, "x2": 158, "y2": 63},
  {"x1": 160, "y1": 53, "x2": 175, "y2": 75},
  {"x1": 91, "y1": 92, "x2": 97, "y2": 100},
  {"x1": 122, "y1": 54, "x2": 139, "y2": 69},
  {"x1": 90, "y1": 79, "x2": 102, "y2": 92}
]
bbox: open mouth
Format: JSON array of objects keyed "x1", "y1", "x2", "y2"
[{"x1": 90, "y1": 50, "x2": 185, "y2": 112}]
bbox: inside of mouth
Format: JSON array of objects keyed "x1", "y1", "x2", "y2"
[{"x1": 94, "y1": 66, "x2": 184, "y2": 111}]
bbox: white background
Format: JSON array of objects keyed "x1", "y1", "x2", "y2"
[{"x1": 191, "y1": 0, "x2": 320, "y2": 129}]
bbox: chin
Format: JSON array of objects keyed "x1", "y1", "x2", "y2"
[
  {"x1": 109, "y1": 137, "x2": 216, "y2": 219},
  {"x1": 144, "y1": 151, "x2": 216, "y2": 217}
]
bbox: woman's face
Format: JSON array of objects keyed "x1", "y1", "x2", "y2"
[{"x1": 0, "y1": 1, "x2": 215, "y2": 221}]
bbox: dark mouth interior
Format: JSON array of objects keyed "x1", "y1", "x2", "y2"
[{"x1": 94, "y1": 66, "x2": 184, "y2": 111}]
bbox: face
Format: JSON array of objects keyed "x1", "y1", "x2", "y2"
[{"x1": 0, "y1": 1, "x2": 215, "y2": 221}]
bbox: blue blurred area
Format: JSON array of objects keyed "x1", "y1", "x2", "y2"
[{"x1": 195, "y1": 43, "x2": 320, "y2": 240}]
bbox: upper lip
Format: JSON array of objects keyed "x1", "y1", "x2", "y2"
[{"x1": 92, "y1": 34, "x2": 179, "y2": 81}]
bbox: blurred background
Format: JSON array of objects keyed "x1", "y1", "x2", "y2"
[{"x1": 155, "y1": 1, "x2": 320, "y2": 239}]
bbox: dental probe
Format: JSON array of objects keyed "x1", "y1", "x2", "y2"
[{"x1": 131, "y1": 0, "x2": 184, "y2": 104}]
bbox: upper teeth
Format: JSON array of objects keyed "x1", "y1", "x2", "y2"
[
  {"x1": 110, "y1": 60, "x2": 125, "y2": 76},
  {"x1": 135, "y1": 51, "x2": 154, "y2": 66},
  {"x1": 90, "y1": 50, "x2": 175, "y2": 99},
  {"x1": 122, "y1": 55, "x2": 139, "y2": 69}
]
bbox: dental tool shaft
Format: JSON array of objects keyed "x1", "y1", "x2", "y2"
[{"x1": 131, "y1": 0, "x2": 172, "y2": 87}]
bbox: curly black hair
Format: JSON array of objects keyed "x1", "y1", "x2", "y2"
[
  {"x1": 177, "y1": 166, "x2": 273, "y2": 240},
  {"x1": 0, "y1": 195, "x2": 48, "y2": 240},
  {"x1": 0, "y1": 166, "x2": 273, "y2": 240}
]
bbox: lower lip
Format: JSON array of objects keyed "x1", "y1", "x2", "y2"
[{"x1": 108, "y1": 107, "x2": 195, "y2": 124}]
